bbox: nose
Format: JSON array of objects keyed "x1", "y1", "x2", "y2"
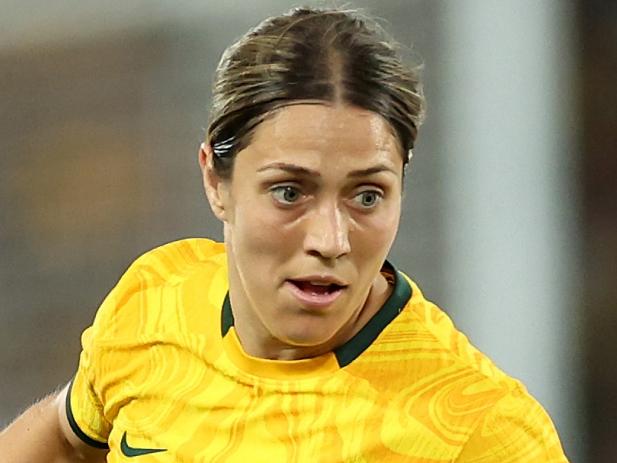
[{"x1": 303, "y1": 200, "x2": 351, "y2": 260}]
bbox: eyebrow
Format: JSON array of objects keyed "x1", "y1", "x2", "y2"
[{"x1": 256, "y1": 162, "x2": 397, "y2": 178}]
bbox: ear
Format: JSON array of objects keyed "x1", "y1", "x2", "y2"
[{"x1": 199, "y1": 142, "x2": 230, "y2": 222}]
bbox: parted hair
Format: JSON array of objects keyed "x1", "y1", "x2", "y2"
[{"x1": 206, "y1": 6, "x2": 426, "y2": 179}]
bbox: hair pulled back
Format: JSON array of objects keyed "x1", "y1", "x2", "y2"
[{"x1": 207, "y1": 7, "x2": 426, "y2": 179}]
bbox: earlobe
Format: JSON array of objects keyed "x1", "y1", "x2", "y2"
[{"x1": 199, "y1": 143, "x2": 228, "y2": 222}]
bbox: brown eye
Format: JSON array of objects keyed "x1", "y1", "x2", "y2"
[{"x1": 271, "y1": 185, "x2": 303, "y2": 204}]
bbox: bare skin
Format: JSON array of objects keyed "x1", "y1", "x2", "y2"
[
  {"x1": 0, "y1": 385, "x2": 108, "y2": 462},
  {"x1": 1, "y1": 102, "x2": 404, "y2": 460},
  {"x1": 201, "y1": 102, "x2": 404, "y2": 361}
]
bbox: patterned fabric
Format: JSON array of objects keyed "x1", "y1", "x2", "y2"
[{"x1": 68, "y1": 238, "x2": 568, "y2": 462}]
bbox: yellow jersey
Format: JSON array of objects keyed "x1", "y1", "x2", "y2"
[{"x1": 68, "y1": 238, "x2": 568, "y2": 462}]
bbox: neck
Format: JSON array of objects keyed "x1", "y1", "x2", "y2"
[{"x1": 229, "y1": 269, "x2": 393, "y2": 361}]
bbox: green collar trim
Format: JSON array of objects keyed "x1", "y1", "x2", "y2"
[
  {"x1": 221, "y1": 292, "x2": 234, "y2": 337},
  {"x1": 333, "y1": 261, "x2": 412, "y2": 367},
  {"x1": 220, "y1": 260, "x2": 412, "y2": 368}
]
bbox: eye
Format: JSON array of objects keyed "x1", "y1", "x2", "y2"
[
  {"x1": 270, "y1": 185, "x2": 303, "y2": 205},
  {"x1": 353, "y1": 190, "x2": 383, "y2": 209}
]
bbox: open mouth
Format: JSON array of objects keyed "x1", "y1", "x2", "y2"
[
  {"x1": 285, "y1": 279, "x2": 347, "y2": 308},
  {"x1": 288, "y1": 280, "x2": 345, "y2": 295}
]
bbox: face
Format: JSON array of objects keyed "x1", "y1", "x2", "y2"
[{"x1": 201, "y1": 103, "x2": 404, "y2": 359}]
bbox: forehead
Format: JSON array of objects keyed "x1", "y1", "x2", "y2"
[{"x1": 246, "y1": 103, "x2": 401, "y2": 167}]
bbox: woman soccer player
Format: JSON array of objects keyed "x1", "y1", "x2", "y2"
[{"x1": 0, "y1": 7, "x2": 568, "y2": 462}]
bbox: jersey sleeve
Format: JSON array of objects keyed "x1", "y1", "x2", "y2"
[
  {"x1": 66, "y1": 324, "x2": 112, "y2": 448},
  {"x1": 455, "y1": 385, "x2": 569, "y2": 462},
  {"x1": 65, "y1": 239, "x2": 221, "y2": 448},
  {"x1": 65, "y1": 250, "x2": 143, "y2": 448}
]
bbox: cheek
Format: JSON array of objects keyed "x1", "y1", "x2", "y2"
[
  {"x1": 355, "y1": 202, "x2": 401, "y2": 248},
  {"x1": 356, "y1": 208, "x2": 400, "y2": 281},
  {"x1": 381, "y1": 209, "x2": 401, "y2": 245},
  {"x1": 231, "y1": 198, "x2": 296, "y2": 259}
]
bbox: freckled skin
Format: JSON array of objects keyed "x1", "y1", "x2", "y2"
[{"x1": 200, "y1": 103, "x2": 404, "y2": 360}]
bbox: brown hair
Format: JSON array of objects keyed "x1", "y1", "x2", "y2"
[{"x1": 206, "y1": 6, "x2": 426, "y2": 179}]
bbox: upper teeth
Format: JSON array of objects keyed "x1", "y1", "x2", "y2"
[{"x1": 310, "y1": 281, "x2": 332, "y2": 286}]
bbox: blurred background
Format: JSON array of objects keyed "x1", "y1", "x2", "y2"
[{"x1": 1, "y1": 0, "x2": 615, "y2": 461}]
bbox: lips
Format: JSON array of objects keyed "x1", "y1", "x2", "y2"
[
  {"x1": 289, "y1": 280, "x2": 344, "y2": 295},
  {"x1": 284, "y1": 278, "x2": 347, "y2": 309}
]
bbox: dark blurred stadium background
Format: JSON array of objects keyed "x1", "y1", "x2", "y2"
[{"x1": 1, "y1": 1, "x2": 615, "y2": 462}]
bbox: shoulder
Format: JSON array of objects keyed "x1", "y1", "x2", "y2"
[
  {"x1": 399, "y1": 274, "x2": 567, "y2": 457},
  {"x1": 456, "y1": 384, "x2": 568, "y2": 460},
  {"x1": 86, "y1": 238, "x2": 227, "y2": 343},
  {"x1": 397, "y1": 272, "x2": 519, "y2": 392},
  {"x1": 106, "y1": 238, "x2": 226, "y2": 306},
  {"x1": 123, "y1": 238, "x2": 226, "y2": 283}
]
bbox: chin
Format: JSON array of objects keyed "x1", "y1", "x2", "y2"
[{"x1": 277, "y1": 323, "x2": 338, "y2": 349}]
